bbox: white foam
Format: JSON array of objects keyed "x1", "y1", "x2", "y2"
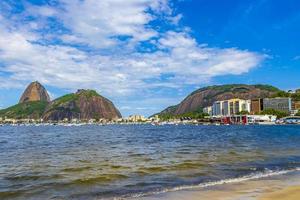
[{"x1": 127, "y1": 167, "x2": 300, "y2": 199}]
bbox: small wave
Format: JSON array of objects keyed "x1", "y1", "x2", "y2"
[
  {"x1": 110, "y1": 165, "x2": 131, "y2": 170},
  {"x1": 169, "y1": 162, "x2": 205, "y2": 170},
  {"x1": 137, "y1": 162, "x2": 205, "y2": 174},
  {"x1": 138, "y1": 166, "x2": 169, "y2": 173},
  {"x1": 71, "y1": 174, "x2": 128, "y2": 185},
  {"x1": 62, "y1": 166, "x2": 93, "y2": 172},
  {"x1": 0, "y1": 190, "x2": 26, "y2": 198},
  {"x1": 127, "y1": 167, "x2": 300, "y2": 198},
  {"x1": 5, "y1": 174, "x2": 63, "y2": 181}
]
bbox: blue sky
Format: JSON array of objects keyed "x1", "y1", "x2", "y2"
[{"x1": 0, "y1": 0, "x2": 299, "y2": 117}]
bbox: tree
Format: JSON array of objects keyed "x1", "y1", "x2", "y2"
[
  {"x1": 159, "y1": 111, "x2": 209, "y2": 120},
  {"x1": 237, "y1": 110, "x2": 250, "y2": 115},
  {"x1": 260, "y1": 109, "x2": 289, "y2": 119},
  {"x1": 296, "y1": 112, "x2": 300, "y2": 116},
  {"x1": 272, "y1": 91, "x2": 290, "y2": 98},
  {"x1": 291, "y1": 93, "x2": 300, "y2": 101}
]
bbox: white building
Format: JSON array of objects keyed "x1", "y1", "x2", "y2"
[
  {"x1": 128, "y1": 115, "x2": 147, "y2": 122},
  {"x1": 213, "y1": 101, "x2": 223, "y2": 116},
  {"x1": 212, "y1": 99, "x2": 251, "y2": 117},
  {"x1": 203, "y1": 106, "x2": 213, "y2": 116},
  {"x1": 247, "y1": 115, "x2": 277, "y2": 124}
]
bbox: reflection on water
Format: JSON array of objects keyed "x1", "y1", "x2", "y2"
[{"x1": 0, "y1": 125, "x2": 300, "y2": 199}]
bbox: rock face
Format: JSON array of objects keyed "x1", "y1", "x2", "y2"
[
  {"x1": 43, "y1": 89, "x2": 121, "y2": 121},
  {"x1": 19, "y1": 81, "x2": 50, "y2": 103},
  {"x1": 156, "y1": 84, "x2": 281, "y2": 116}
]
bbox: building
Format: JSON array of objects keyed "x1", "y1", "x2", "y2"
[
  {"x1": 239, "y1": 99, "x2": 251, "y2": 113},
  {"x1": 212, "y1": 101, "x2": 223, "y2": 116},
  {"x1": 203, "y1": 106, "x2": 213, "y2": 116},
  {"x1": 149, "y1": 115, "x2": 160, "y2": 122},
  {"x1": 128, "y1": 115, "x2": 147, "y2": 122},
  {"x1": 292, "y1": 101, "x2": 300, "y2": 110},
  {"x1": 212, "y1": 99, "x2": 251, "y2": 117},
  {"x1": 263, "y1": 97, "x2": 292, "y2": 113},
  {"x1": 247, "y1": 115, "x2": 277, "y2": 124},
  {"x1": 291, "y1": 101, "x2": 300, "y2": 116},
  {"x1": 290, "y1": 109, "x2": 299, "y2": 116},
  {"x1": 222, "y1": 101, "x2": 229, "y2": 116},
  {"x1": 221, "y1": 114, "x2": 276, "y2": 125},
  {"x1": 251, "y1": 98, "x2": 264, "y2": 114}
]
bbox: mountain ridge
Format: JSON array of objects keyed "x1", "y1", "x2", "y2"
[
  {"x1": 154, "y1": 84, "x2": 282, "y2": 117},
  {"x1": 0, "y1": 82, "x2": 121, "y2": 121}
]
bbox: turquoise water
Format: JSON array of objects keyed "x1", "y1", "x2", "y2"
[{"x1": 0, "y1": 125, "x2": 300, "y2": 199}]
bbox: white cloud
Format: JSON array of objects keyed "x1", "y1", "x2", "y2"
[
  {"x1": 0, "y1": 0, "x2": 265, "y2": 103},
  {"x1": 33, "y1": 0, "x2": 170, "y2": 48}
]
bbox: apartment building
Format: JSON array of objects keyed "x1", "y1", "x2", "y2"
[
  {"x1": 250, "y1": 98, "x2": 264, "y2": 114},
  {"x1": 263, "y1": 97, "x2": 292, "y2": 113},
  {"x1": 212, "y1": 99, "x2": 251, "y2": 117}
]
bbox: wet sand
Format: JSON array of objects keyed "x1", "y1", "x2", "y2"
[
  {"x1": 141, "y1": 171, "x2": 300, "y2": 200},
  {"x1": 260, "y1": 186, "x2": 300, "y2": 200}
]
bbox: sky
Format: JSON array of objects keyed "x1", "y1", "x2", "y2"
[{"x1": 0, "y1": 0, "x2": 299, "y2": 117}]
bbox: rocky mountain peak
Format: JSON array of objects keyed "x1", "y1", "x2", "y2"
[
  {"x1": 19, "y1": 81, "x2": 50, "y2": 103},
  {"x1": 42, "y1": 89, "x2": 121, "y2": 121}
]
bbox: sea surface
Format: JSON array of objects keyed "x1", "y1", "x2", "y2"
[{"x1": 0, "y1": 124, "x2": 300, "y2": 199}]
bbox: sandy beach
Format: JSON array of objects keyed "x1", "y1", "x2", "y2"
[
  {"x1": 260, "y1": 186, "x2": 300, "y2": 200},
  {"x1": 142, "y1": 171, "x2": 300, "y2": 200}
]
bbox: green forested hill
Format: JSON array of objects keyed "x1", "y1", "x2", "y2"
[{"x1": 0, "y1": 101, "x2": 48, "y2": 119}]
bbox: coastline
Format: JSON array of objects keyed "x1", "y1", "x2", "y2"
[{"x1": 141, "y1": 170, "x2": 300, "y2": 200}]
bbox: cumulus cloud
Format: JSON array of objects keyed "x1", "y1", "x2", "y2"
[{"x1": 0, "y1": 0, "x2": 265, "y2": 100}]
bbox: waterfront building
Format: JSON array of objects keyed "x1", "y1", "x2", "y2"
[
  {"x1": 263, "y1": 97, "x2": 292, "y2": 113},
  {"x1": 239, "y1": 99, "x2": 251, "y2": 113},
  {"x1": 213, "y1": 99, "x2": 251, "y2": 117},
  {"x1": 4, "y1": 118, "x2": 17, "y2": 124},
  {"x1": 292, "y1": 101, "x2": 300, "y2": 110},
  {"x1": 222, "y1": 101, "x2": 229, "y2": 116},
  {"x1": 221, "y1": 114, "x2": 276, "y2": 125},
  {"x1": 203, "y1": 106, "x2": 213, "y2": 116},
  {"x1": 128, "y1": 115, "x2": 147, "y2": 122},
  {"x1": 251, "y1": 98, "x2": 264, "y2": 114},
  {"x1": 212, "y1": 101, "x2": 223, "y2": 116},
  {"x1": 290, "y1": 109, "x2": 299, "y2": 116},
  {"x1": 291, "y1": 100, "x2": 299, "y2": 116}
]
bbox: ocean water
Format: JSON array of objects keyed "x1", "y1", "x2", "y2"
[{"x1": 0, "y1": 124, "x2": 300, "y2": 199}]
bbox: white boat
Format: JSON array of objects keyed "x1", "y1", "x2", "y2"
[{"x1": 256, "y1": 121, "x2": 276, "y2": 125}]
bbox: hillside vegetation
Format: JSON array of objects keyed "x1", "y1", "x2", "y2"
[{"x1": 0, "y1": 101, "x2": 48, "y2": 119}]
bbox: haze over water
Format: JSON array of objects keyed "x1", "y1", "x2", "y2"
[{"x1": 1, "y1": 125, "x2": 300, "y2": 199}]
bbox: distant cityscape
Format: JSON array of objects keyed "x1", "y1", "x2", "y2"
[
  {"x1": 0, "y1": 82, "x2": 300, "y2": 125},
  {"x1": 202, "y1": 95, "x2": 300, "y2": 125}
]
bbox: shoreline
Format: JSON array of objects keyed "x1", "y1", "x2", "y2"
[
  {"x1": 1, "y1": 122, "x2": 300, "y2": 126},
  {"x1": 140, "y1": 170, "x2": 300, "y2": 200}
]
